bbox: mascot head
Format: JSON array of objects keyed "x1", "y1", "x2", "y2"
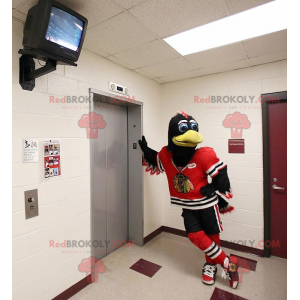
[{"x1": 168, "y1": 111, "x2": 204, "y2": 153}]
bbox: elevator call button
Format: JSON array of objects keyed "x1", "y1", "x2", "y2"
[{"x1": 24, "y1": 189, "x2": 39, "y2": 219}]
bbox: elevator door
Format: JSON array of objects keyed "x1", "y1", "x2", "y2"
[{"x1": 91, "y1": 102, "x2": 128, "y2": 259}]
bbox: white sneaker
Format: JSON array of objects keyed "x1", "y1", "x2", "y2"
[{"x1": 202, "y1": 263, "x2": 217, "y2": 285}]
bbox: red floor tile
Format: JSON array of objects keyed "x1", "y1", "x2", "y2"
[
  {"x1": 130, "y1": 258, "x2": 162, "y2": 278},
  {"x1": 230, "y1": 254, "x2": 257, "y2": 271},
  {"x1": 210, "y1": 287, "x2": 248, "y2": 300}
]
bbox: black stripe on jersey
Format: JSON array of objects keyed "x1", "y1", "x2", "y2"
[
  {"x1": 207, "y1": 162, "x2": 224, "y2": 176},
  {"x1": 170, "y1": 195, "x2": 217, "y2": 204},
  {"x1": 159, "y1": 159, "x2": 165, "y2": 172},
  {"x1": 171, "y1": 197, "x2": 218, "y2": 207}
]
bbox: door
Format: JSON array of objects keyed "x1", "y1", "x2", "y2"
[
  {"x1": 268, "y1": 100, "x2": 287, "y2": 258},
  {"x1": 91, "y1": 102, "x2": 128, "y2": 259}
]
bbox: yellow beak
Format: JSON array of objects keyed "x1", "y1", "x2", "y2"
[{"x1": 172, "y1": 130, "x2": 204, "y2": 147}]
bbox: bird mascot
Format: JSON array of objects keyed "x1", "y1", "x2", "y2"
[{"x1": 139, "y1": 111, "x2": 240, "y2": 288}]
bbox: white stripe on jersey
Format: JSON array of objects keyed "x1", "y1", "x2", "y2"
[
  {"x1": 156, "y1": 154, "x2": 165, "y2": 172},
  {"x1": 170, "y1": 194, "x2": 216, "y2": 203},
  {"x1": 206, "y1": 161, "x2": 224, "y2": 174},
  {"x1": 170, "y1": 198, "x2": 218, "y2": 210}
]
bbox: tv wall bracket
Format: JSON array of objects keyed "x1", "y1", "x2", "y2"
[{"x1": 18, "y1": 49, "x2": 77, "y2": 91}]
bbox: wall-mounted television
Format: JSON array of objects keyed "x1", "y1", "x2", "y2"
[{"x1": 22, "y1": 0, "x2": 88, "y2": 63}]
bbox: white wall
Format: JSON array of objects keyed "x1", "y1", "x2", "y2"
[
  {"x1": 160, "y1": 60, "x2": 287, "y2": 250},
  {"x1": 12, "y1": 19, "x2": 163, "y2": 300}
]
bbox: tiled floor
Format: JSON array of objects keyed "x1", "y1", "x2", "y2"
[{"x1": 70, "y1": 232, "x2": 287, "y2": 300}]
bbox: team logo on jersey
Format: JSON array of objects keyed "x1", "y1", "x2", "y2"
[{"x1": 173, "y1": 173, "x2": 194, "y2": 193}]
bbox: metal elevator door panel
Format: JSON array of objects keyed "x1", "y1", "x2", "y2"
[
  {"x1": 91, "y1": 102, "x2": 128, "y2": 259},
  {"x1": 105, "y1": 104, "x2": 128, "y2": 254}
]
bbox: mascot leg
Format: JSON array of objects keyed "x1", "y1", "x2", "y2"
[
  {"x1": 188, "y1": 231, "x2": 226, "y2": 265},
  {"x1": 205, "y1": 233, "x2": 221, "y2": 264},
  {"x1": 188, "y1": 231, "x2": 239, "y2": 288}
]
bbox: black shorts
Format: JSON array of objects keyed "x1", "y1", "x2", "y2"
[{"x1": 181, "y1": 204, "x2": 223, "y2": 235}]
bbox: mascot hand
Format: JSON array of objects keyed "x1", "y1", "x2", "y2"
[
  {"x1": 138, "y1": 136, "x2": 148, "y2": 152},
  {"x1": 218, "y1": 196, "x2": 234, "y2": 214},
  {"x1": 200, "y1": 184, "x2": 216, "y2": 197}
]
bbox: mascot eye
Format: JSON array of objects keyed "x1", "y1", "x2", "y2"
[
  {"x1": 191, "y1": 123, "x2": 198, "y2": 131},
  {"x1": 178, "y1": 123, "x2": 189, "y2": 133}
]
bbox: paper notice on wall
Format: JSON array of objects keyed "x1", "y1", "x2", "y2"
[
  {"x1": 44, "y1": 140, "x2": 61, "y2": 179},
  {"x1": 23, "y1": 138, "x2": 39, "y2": 163}
]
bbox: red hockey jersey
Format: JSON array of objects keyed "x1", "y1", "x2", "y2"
[{"x1": 157, "y1": 146, "x2": 226, "y2": 210}]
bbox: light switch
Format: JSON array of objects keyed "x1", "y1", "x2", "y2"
[{"x1": 24, "y1": 189, "x2": 38, "y2": 219}]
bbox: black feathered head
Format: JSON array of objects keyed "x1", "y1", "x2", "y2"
[{"x1": 168, "y1": 111, "x2": 204, "y2": 153}]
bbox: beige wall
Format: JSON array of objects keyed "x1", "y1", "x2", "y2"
[
  {"x1": 160, "y1": 60, "x2": 287, "y2": 250},
  {"x1": 12, "y1": 19, "x2": 163, "y2": 300}
]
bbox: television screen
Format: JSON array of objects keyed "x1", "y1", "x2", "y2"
[{"x1": 45, "y1": 6, "x2": 84, "y2": 51}]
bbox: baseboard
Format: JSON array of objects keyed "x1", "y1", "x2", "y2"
[
  {"x1": 144, "y1": 225, "x2": 264, "y2": 257},
  {"x1": 161, "y1": 225, "x2": 187, "y2": 237},
  {"x1": 220, "y1": 239, "x2": 264, "y2": 257},
  {"x1": 52, "y1": 274, "x2": 92, "y2": 300},
  {"x1": 143, "y1": 226, "x2": 163, "y2": 244}
]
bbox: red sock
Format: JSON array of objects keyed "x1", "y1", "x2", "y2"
[
  {"x1": 206, "y1": 234, "x2": 221, "y2": 265},
  {"x1": 188, "y1": 231, "x2": 227, "y2": 265}
]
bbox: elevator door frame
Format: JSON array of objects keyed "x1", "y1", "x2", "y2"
[{"x1": 89, "y1": 88, "x2": 144, "y2": 257}]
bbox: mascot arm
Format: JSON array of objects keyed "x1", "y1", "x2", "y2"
[
  {"x1": 211, "y1": 166, "x2": 234, "y2": 214},
  {"x1": 138, "y1": 136, "x2": 163, "y2": 175},
  {"x1": 200, "y1": 166, "x2": 234, "y2": 214}
]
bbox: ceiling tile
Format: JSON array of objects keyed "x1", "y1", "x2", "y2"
[
  {"x1": 113, "y1": 40, "x2": 180, "y2": 68},
  {"x1": 242, "y1": 30, "x2": 287, "y2": 58},
  {"x1": 248, "y1": 50, "x2": 287, "y2": 67},
  {"x1": 185, "y1": 44, "x2": 247, "y2": 69},
  {"x1": 106, "y1": 55, "x2": 136, "y2": 70},
  {"x1": 82, "y1": 46, "x2": 110, "y2": 58},
  {"x1": 15, "y1": 0, "x2": 37, "y2": 14},
  {"x1": 140, "y1": 57, "x2": 194, "y2": 77},
  {"x1": 159, "y1": 70, "x2": 203, "y2": 83},
  {"x1": 12, "y1": 9, "x2": 27, "y2": 22},
  {"x1": 129, "y1": 0, "x2": 228, "y2": 38},
  {"x1": 134, "y1": 68, "x2": 156, "y2": 79},
  {"x1": 84, "y1": 12, "x2": 156, "y2": 54},
  {"x1": 199, "y1": 59, "x2": 251, "y2": 76},
  {"x1": 225, "y1": 0, "x2": 273, "y2": 14},
  {"x1": 58, "y1": 0, "x2": 123, "y2": 28},
  {"x1": 12, "y1": 0, "x2": 31, "y2": 9},
  {"x1": 115, "y1": 0, "x2": 147, "y2": 9},
  {"x1": 15, "y1": 0, "x2": 123, "y2": 28}
]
